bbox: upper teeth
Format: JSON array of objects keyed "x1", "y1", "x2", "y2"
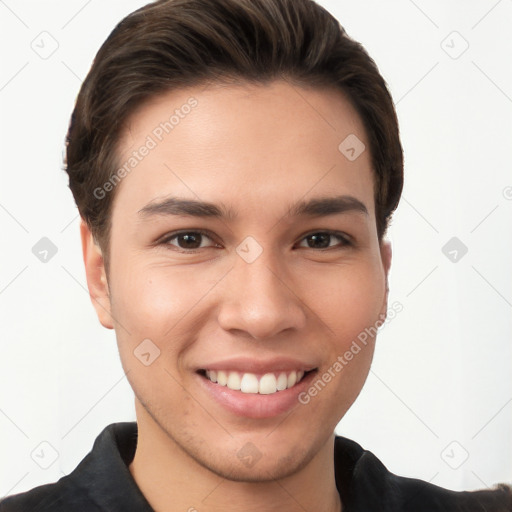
[{"x1": 205, "y1": 370, "x2": 305, "y2": 394}]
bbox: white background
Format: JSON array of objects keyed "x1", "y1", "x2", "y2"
[{"x1": 1, "y1": 0, "x2": 511, "y2": 498}]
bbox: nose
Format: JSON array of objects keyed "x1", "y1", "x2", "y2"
[{"x1": 217, "y1": 249, "x2": 307, "y2": 340}]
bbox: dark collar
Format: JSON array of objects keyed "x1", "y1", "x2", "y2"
[{"x1": 56, "y1": 422, "x2": 153, "y2": 510}]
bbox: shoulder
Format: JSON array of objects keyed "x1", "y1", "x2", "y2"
[
  {"x1": 334, "y1": 436, "x2": 512, "y2": 512},
  {"x1": 389, "y1": 474, "x2": 512, "y2": 512},
  {"x1": 0, "y1": 422, "x2": 139, "y2": 512},
  {"x1": 0, "y1": 478, "x2": 95, "y2": 512}
]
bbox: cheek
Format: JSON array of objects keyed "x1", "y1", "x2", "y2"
[
  {"x1": 109, "y1": 261, "x2": 226, "y2": 345},
  {"x1": 301, "y1": 261, "x2": 386, "y2": 345},
  {"x1": 108, "y1": 263, "x2": 217, "y2": 409}
]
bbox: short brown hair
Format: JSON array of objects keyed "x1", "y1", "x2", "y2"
[{"x1": 65, "y1": 0, "x2": 403, "y2": 263}]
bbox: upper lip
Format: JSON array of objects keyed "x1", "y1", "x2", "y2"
[{"x1": 196, "y1": 357, "x2": 318, "y2": 374}]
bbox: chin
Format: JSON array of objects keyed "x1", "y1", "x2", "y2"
[{"x1": 199, "y1": 446, "x2": 313, "y2": 483}]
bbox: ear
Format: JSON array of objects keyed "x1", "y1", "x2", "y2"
[
  {"x1": 80, "y1": 220, "x2": 114, "y2": 329},
  {"x1": 378, "y1": 239, "x2": 392, "y2": 319}
]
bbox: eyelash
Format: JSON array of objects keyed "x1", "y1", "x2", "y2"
[{"x1": 158, "y1": 229, "x2": 353, "y2": 253}]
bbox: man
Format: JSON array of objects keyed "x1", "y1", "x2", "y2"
[{"x1": 1, "y1": 0, "x2": 510, "y2": 510}]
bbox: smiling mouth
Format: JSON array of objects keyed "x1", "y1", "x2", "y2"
[{"x1": 198, "y1": 369, "x2": 317, "y2": 395}]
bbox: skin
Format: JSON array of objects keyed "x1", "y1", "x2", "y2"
[{"x1": 81, "y1": 80, "x2": 391, "y2": 512}]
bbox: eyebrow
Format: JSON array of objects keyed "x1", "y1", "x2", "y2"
[{"x1": 137, "y1": 194, "x2": 368, "y2": 220}]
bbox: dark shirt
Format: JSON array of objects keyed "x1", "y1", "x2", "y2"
[{"x1": 1, "y1": 422, "x2": 510, "y2": 511}]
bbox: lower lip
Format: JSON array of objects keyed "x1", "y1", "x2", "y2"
[{"x1": 197, "y1": 371, "x2": 317, "y2": 419}]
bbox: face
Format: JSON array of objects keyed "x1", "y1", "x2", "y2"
[{"x1": 82, "y1": 80, "x2": 391, "y2": 482}]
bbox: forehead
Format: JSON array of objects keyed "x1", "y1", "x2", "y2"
[{"x1": 113, "y1": 80, "x2": 375, "y2": 222}]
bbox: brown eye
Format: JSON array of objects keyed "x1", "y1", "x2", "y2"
[
  {"x1": 297, "y1": 231, "x2": 351, "y2": 250},
  {"x1": 174, "y1": 233, "x2": 203, "y2": 249},
  {"x1": 162, "y1": 231, "x2": 218, "y2": 251}
]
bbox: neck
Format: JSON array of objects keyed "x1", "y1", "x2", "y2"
[{"x1": 128, "y1": 404, "x2": 342, "y2": 512}]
